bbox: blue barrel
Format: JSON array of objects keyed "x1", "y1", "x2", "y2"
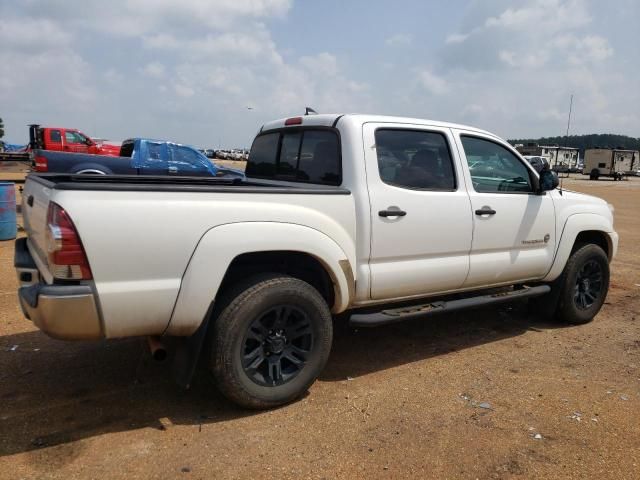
[{"x1": 0, "y1": 182, "x2": 17, "y2": 240}]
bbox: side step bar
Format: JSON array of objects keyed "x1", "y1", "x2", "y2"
[{"x1": 349, "y1": 285, "x2": 551, "y2": 327}]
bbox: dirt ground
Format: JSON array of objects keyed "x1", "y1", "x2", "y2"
[{"x1": 0, "y1": 175, "x2": 638, "y2": 479}]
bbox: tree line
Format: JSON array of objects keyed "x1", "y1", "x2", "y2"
[{"x1": 509, "y1": 134, "x2": 640, "y2": 153}]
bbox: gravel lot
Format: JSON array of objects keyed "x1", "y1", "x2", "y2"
[{"x1": 0, "y1": 175, "x2": 638, "y2": 479}]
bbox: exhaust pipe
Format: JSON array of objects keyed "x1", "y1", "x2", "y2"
[
  {"x1": 28, "y1": 124, "x2": 41, "y2": 150},
  {"x1": 147, "y1": 336, "x2": 167, "y2": 362}
]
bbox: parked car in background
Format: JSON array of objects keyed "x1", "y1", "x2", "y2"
[
  {"x1": 28, "y1": 125, "x2": 121, "y2": 156},
  {"x1": 16, "y1": 113, "x2": 617, "y2": 410},
  {"x1": 32, "y1": 138, "x2": 246, "y2": 178}
]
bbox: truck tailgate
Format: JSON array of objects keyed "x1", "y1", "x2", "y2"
[{"x1": 21, "y1": 176, "x2": 54, "y2": 282}]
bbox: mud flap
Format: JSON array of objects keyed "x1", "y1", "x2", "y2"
[{"x1": 171, "y1": 316, "x2": 211, "y2": 389}]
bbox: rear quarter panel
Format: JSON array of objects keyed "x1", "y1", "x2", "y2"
[{"x1": 54, "y1": 189, "x2": 356, "y2": 338}]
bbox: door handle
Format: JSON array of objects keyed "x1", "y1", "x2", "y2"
[
  {"x1": 379, "y1": 209, "x2": 407, "y2": 217},
  {"x1": 475, "y1": 207, "x2": 496, "y2": 216}
]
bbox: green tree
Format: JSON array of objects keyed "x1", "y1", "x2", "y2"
[
  {"x1": 508, "y1": 133, "x2": 640, "y2": 154},
  {"x1": 0, "y1": 117, "x2": 4, "y2": 139}
]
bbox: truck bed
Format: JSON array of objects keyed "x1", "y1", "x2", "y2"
[{"x1": 21, "y1": 172, "x2": 356, "y2": 338}]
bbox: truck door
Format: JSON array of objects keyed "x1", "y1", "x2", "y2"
[
  {"x1": 63, "y1": 130, "x2": 90, "y2": 153},
  {"x1": 135, "y1": 141, "x2": 170, "y2": 175},
  {"x1": 364, "y1": 123, "x2": 473, "y2": 300},
  {"x1": 453, "y1": 131, "x2": 556, "y2": 287}
]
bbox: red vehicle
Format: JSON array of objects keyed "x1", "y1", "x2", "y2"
[{"x1": 28, "y1": 124, "x2": 120, "y2": 156}]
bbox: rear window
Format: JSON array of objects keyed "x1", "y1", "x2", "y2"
[{"x1": 246, "y1": 129, "x2": 341, "y2": 185}]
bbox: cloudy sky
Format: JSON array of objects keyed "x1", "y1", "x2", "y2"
[{"x1": 1, "y1": 0, "x2": 638, "y2": 148}]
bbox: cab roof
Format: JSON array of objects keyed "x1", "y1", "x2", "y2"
[{"x1": 260, "y1": 113, "x2": 497, "y2": 138}]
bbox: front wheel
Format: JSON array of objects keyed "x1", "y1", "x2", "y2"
[
  {"x1": 555, "y1": 244, "x2": 610, "y2": 324},
  {"x1": 210, "y1": 275, "x2": 333, "y2": 409}
]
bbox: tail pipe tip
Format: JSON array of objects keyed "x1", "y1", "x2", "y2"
[{"x1": 147, "y1": 336, "x2": 168, "y2": 362}]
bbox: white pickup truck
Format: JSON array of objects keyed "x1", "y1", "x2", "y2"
[{"x1": 15, "y1": 114, "x2": 618, "y2": 408}]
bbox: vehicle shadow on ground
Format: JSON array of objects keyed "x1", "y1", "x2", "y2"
[
  {"x1": 0, "y1": 302, "x2": 564, "y2": 457},
  {"x1": 322, "y1": 302, "x2": 565, "y2": 381}
]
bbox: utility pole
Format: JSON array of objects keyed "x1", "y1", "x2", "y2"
[
  {"x1": 563, "y1": 94, "x2": 574, "y2": 173},
  {"x1": 564, "y1": 94, "x2": 573, "y2": 143}
]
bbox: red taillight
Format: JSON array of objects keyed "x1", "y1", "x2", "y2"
[
  {"x1": 45, "y1": 202, "x2": 92, "y2": 280},
  {"x1": 34, "y1": 155, "x2": 48, "y2": 172},
  {"x1": 284, "y1": 117, "x2": 303, "y2": 126}
]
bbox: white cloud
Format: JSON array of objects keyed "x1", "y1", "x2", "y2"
[
  {"x1": 0, "y1": 16, "x2": 96, "y2": 117},
  {"x1": 0, "y1": 0, "x2": 636, "y2": 147},
  {"x1": 174, "y1": 84, "x2": 195, "y2": 98},
  {"x1": 484, "y1": 0, "x2": 591, "y2": 31},
  {"x1": 26, "y1": 0, "x2": 293, "y2": 37},
  {"x1": 299, "y1": 53, "x2": 339, "y2": 77},
  {"x1": 385, "y1": 33, "x2": 412, "y2": 47},
  {"x1": 0, "y1": 17, "x2": 71, "y2": 51},
  {"x1": 498, "y1": 50, "x2": 549, "y2": 68},
  {"x1": 141, "y1": 62, "x2": 166, "y2": 78},
  {"x1": 418, "y1": 70, "x2": 449, "y2": 95},
  {"x1": 445, "y1": 33, "x2": 468, "y2": 45}
]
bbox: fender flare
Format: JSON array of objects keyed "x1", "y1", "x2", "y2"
[
  {"x1": 165, "y1": 222, "x2": 355, "y2": 336},
  {"x1": 543, "y1": 213, "x2": 615, "y2": 282}
]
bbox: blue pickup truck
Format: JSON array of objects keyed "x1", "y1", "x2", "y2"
[{"x1": 32, "y1": 138, "x2": 245, "y2": 179}]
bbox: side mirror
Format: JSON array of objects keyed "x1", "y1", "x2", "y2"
[{"x1": 539, "y1": 169, "x2": 559, "y2": 192}]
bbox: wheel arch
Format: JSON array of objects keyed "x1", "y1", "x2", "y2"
[
  {"x1": 543, "y1": 213, "x2": 617, "y2": 282},
  {"x1": 71, "y1": 163, "x2": 113, "y2": 174},
  {"x1": 165, "y1": 222, "x2": 355, "y2": 336}
]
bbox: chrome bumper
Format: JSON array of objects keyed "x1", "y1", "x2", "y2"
[{"x1": 15, "y1": 238, "x2": 103, "y2": 340}]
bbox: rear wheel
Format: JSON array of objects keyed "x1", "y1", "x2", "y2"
[
  {"x1": 589, "y1": 169, "x2": 599, "y2": 180},
  {"x1": 210, "y1": 275, "x2": 332, "y2": 409},
  {"x1": 555, "y1": 244, "x2": 610, "y2": 324}
]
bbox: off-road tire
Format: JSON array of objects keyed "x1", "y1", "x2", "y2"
[
  {"x1": 210, "y1": 275, "x2": 332, "y2": 409},
  {"x1": 555, "y1": 244, "x2": 610, "y2": 324}
]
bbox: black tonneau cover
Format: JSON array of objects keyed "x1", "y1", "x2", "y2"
[{"x1": 27, "y1": 173, "x2": 351, "y2": 195}]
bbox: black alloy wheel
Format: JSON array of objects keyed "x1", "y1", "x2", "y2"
[
  {"x1": 554, "y1": 243, "x2": 610, "y2": 324},
  {"x1": 573, "y1": 259, "x2": 603, "y2": 310},
  {"x1": 241, "y1": 305, "x2": 313, "y2": 386},
  {"x1": 210, "y1": 275, "x2": 333, "y2": 409}
]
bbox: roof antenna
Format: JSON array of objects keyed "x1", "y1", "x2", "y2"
[
  {"x1": 305, "y1": 107, "x2": 318, "y2": 116},
  {"x1": 559, "y1": 93, "x2": 574, "y2": 196}
]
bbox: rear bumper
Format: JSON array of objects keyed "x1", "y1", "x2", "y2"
[{"x1": 15, "y1": 238, "x2": 103, "y2": 340}]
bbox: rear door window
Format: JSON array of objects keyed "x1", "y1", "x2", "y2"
[
  {"x1": 247, "y1": 129, "x2": 341, "y2": 185},
  {"x1": 49, "y1": 130, "x2": 61, "y2": 143},
  {"x1": 374, "y1": 129, "x2": 456, "y2": 190}
]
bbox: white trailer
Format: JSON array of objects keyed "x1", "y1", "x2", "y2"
[{"x1": 583, "y1": 148, "x2": 639, "y2": 180}]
